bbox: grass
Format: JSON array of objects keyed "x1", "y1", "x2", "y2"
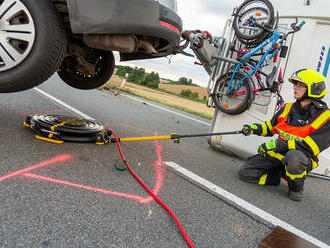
[
  {"x1": 156, "y1": 88, "x2": 208, "y2": 104},
  {"x1": 100, "y1": 82, "x2": 213, "y2": 120},
  {"x1": 114, "y1": 75, "x2": 208, "y2": 104}
]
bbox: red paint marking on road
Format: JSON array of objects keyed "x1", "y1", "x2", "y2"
[
  {"x1": 120, "y1": 124, "x2": 154, "y2": 134},
  {"x1": 21, "y1": 173, "x2": 145, "y2": 202},
  {"x1": 5, "y1": 123, "x2": 166, "y2": 205},
  {"x1": 116, "y1": 125, "x2": 166, "y2": 203},
  {"x1": 140, "y1": 135, "x2": 165, "y2": 204},
  {"x1": 103, "y1": 123, "x2": 111, "y2": 128},
  {"x1": 17, "y1": 131, "x2": 165, "y2": 204},
  {"x1": 0, "y1": 155, "x2": 72, "y2": 183}
]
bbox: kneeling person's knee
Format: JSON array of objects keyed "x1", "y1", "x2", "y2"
[{"x1": 283, "y1": 150, "x2": 310, "y2": 175}]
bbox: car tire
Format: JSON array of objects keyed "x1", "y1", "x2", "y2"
[
  {"x1": 0, "y1": 0, "x2": 67, "y2": 93},
  {"x1": 58, "y1": 50, "x2": 115, "y2": 90}
]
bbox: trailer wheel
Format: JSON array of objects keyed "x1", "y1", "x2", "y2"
[{"x1": 0, "y1": 0, "x2": 67, "y2": 93}]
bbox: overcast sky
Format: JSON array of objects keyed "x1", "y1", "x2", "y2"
[{"x1": 115, "y1": 0, "x2": 242, "y2": 87}]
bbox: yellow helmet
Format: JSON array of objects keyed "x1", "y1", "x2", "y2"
[{"x1": 288, "y1": 69, "x2": 327, "y2": 99}]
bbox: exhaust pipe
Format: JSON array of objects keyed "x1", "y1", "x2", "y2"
[{"x1": 83, "y1": 34, "x2": 157, "y2": 54}]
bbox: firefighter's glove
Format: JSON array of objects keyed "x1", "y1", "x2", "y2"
[
  {"x1": 242, "y1": 124, "x2": 258, "y2": 136},
  {"x1": 258, "y1": 140, "x2": 278, "y2": 157}
]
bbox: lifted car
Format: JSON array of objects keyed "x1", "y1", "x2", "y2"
[{"x1": 0, "y1": 0, "x2": 182, "y2": 92}]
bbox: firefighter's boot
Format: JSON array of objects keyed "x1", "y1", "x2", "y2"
[{"x1": 287, "y1": 179, "x2": 304, "y2": 201}]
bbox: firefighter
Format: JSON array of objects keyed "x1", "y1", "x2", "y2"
[{"x1": 239, "y1": 69, "x2": 330, "y2": 201}]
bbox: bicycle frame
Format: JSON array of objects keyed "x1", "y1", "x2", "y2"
[{"x1": 226, "y1": 31, "x2": 282, "y2": 94}]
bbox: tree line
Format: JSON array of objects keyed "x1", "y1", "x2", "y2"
[{"x1": 115, "y1": 65, "x2": 198, "y2": 88}]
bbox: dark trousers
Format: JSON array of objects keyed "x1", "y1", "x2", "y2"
[
  {"x1": 239, "y1": 150, "x2": 312, "y2": 190},
  {"x1": 239, "y1": 154, "x2": 285, "y2": 185}
]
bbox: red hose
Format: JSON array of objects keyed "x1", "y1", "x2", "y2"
[{"x1": 110, "y1": 130, "x2": 195, "y2": 248}]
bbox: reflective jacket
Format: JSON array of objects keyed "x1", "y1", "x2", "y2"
[{"x1": 253, "y1": 100, "x2": 330, "y2": 168}]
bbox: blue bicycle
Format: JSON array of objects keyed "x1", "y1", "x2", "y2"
[{"x1": 212, "y1": 19, "x2": 305, "y2": 115}]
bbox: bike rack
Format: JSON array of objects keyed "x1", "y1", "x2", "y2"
[
  {"x1": 189, "y1": 17, "x2": 283, "y2": 110},
  {"x1": 184, "y1": 15, "x2": 285, "y2": 158},
  {"x1": 206, "y1": 18, "x2": 237, "y2": 107}
]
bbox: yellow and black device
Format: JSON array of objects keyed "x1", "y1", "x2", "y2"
[
  {"x1": 24, "y1": 114, "x2": 242, "y2": 145},
  {"x1": 24, "y1": 114, "x2": 110, "y2": 144}
]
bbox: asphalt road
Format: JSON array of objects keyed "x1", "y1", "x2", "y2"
[{"x1": 0, "y1": 74, "x2": 329, "y2": 248}]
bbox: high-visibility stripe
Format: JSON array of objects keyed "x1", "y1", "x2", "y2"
[
  {"x1": 261, "y1": 123, "x2": 268, "y2": 136},
  {"x1": 258, "y1": 174, "x2": 268, "y2": 185},
  {"x1": 311, "y1": 110, "x2": 330, "y2": 129},
  {"x1": 35, "y1": 135, "x2": 63, "y2": 144},
  {"x1": 285, "y1": 165, "x2": 307, "y2": 180},
  {"x1": 266, "y1": 120, "x2": 273, "y2": 132},
  {"x1": 312, "y1": 160, "x2": 318, "y2": 170},
  {"x1": 304, "y1": 136, "x2": 320, "y2": 156},
  {"x1": 280, "y1": 103, "x2": 293, "y2": 119},
  {"x1": 288, "y1": 140, "x2": 296, "y2": 150},
  {"x1": 267, "y1": 151, "x2": 284, "y2": 161}
]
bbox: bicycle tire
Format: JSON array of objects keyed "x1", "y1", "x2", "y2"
[
  {"x1": 236, "y1": 29, "x2": 272, "y2": 48},
  {"x1": 212, "y1": 72, "x2": 253, "y2": 115},
  {"x1": 233, "y1": 0, "x2": 274, "y2": 41},
  {"x1": 236, "y1": 10, "x2": 278, "y2": 47}
]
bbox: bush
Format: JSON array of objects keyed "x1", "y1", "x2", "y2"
[
  {"x1": 191, "y1": 92, "x2": 199, "y2": 99},
  {"x1": 127, "y1": 67, "x2": 145, "y2": 83},
  {"x1": 178, "y1": 77, "x2": 193, "y2": 85},
  {"x1": 116, "y1": 66, "x2": 133, "y2": 77},
  {"x1": 141, "y1": 72, "x2": 160, "y2": 88},
  {"x1": 181, "y1": 89, "x2": 192, "y2": 97}
]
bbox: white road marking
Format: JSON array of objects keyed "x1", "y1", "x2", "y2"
[
  {"x1": 33, "y1": 88, "x2": 95, "y2": 120},
  {"x1": 165, "y1": 161, "x2": 329, "y2": 248},
  {"x1": 124, "y1": 94, "x2": 211, "y2": 126}
]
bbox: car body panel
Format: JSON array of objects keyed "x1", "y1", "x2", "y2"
[{"x1": 66, "y1": 0, "x2": 182, "y2": 47}]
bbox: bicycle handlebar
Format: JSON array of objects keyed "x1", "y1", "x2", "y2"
[
  {"x1": 252, "y1": 17, "x2": 305, "y2": 40},
  {"x1": 296, "y1": 21, "x2": 306, "y2": 30},
  {"x1": 280, "y1": 20, "x2": 305, "y2": 40}
]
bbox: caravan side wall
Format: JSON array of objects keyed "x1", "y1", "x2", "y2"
[{"x1": 274, "y1": 0, "x2": 330, "y2": 176}]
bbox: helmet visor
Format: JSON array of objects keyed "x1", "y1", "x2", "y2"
[{"x1": 288, "y1": 71, "x2": 305, "y2": 84}]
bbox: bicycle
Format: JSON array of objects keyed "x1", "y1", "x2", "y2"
[
  {"x1": 211, "y1": 18, "x2": 305, "y2": 115},
  {"x1": 233, "y1": 0, "x2": 276, "y2": 46}
]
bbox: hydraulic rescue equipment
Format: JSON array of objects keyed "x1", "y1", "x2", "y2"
[
  {"x1": 24, "y1": 114, "x2": 242, "y2": 248},
  {"x1": 24, "y1": 114, "x2": 242, "y2": 145}
]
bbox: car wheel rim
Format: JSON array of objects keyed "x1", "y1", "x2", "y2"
[{"x1": 0, "y1": 0, "x2": 36, "y2": 72}]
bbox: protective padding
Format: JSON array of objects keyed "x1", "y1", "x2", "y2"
[{"x1": 282, "y1": 150, "x2": 310, "y2": 175}]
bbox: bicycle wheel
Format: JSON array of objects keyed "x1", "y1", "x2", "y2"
[
  {"x1": 236, "y1": 29, "x2": 273, "y2": 48},
  {"x1": 233, "y1": 0, "x2": 274, "y2": 41},
  {"x1": 212, "y1": 72, "x2": 253, "y2": 115}
]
